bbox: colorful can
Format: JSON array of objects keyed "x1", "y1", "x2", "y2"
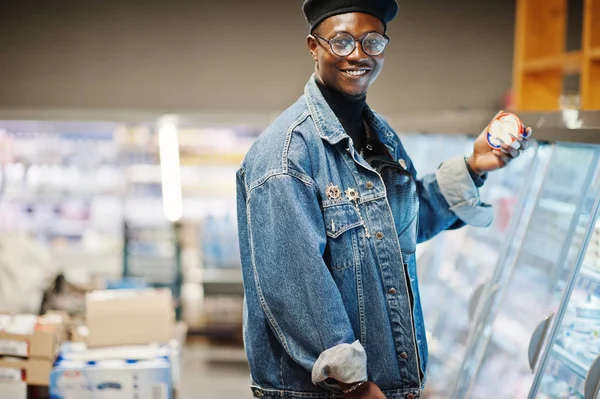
[{"x1": 486, "y1": 112, "x2": 525, "y2": 150}]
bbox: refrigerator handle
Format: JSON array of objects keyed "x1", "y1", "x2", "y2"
[
  {"x1": 527, "y1": 313, "x2": 554, "y2": 372},
  {"x1": 467, "y1": 281, "x2": 487, "y2": 323},
  {"x1": 585, "y1": 352, "x2": 600, "y2": 399},
  {"x1": 467, "y1": 281, "x2": 500, "y2": 324}
]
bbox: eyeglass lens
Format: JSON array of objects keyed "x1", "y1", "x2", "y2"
[{"x1": 329, "y1": 32, "x2": 388, "y2": 56}]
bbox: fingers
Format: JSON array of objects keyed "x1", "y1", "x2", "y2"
[
  {"x1": 515, "y1": 126, "x2": 532, "y2": 150},
  {"x1": 500, "y1": 142, "x2": 520, "y2": 158},
  {"x1": 492, "y1": 150, "x2": 512, "y2": 167}
]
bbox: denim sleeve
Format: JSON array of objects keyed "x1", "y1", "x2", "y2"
[
  {"x1": 242, "y1": 172, "x2": 367, "y2": 386},
  {"x1": 408, "y1": 156, "x2": 492, "y2": 243},
  {"x1": 435, "y1": 155, "x2": 493, "y2": 228},
  {"x1": 466, "y1": 160, "x2": 488, "y2": 188}
]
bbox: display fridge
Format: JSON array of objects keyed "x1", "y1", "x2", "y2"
[
  {"x1": 447, "y1": 141, "x2": 600, "y2": 399},
  {"x1": 399, "y1": 132, "x2": 543, "y2": 398}
]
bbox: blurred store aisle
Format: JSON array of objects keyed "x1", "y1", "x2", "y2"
[{"x1": 181, "y1": 340, "x2": 252, "y2": 399}]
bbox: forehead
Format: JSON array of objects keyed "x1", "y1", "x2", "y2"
[{"x1": 318, "y1": 12, "x2": 385, "y2": 36}]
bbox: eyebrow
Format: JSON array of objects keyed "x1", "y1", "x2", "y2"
[{"x1": 326, "y1": 30, "x2": 384, "y2": 39}]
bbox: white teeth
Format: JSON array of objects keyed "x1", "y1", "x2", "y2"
[{"x1": 345, "y1": 70, "x2": 367, "y2": 76}]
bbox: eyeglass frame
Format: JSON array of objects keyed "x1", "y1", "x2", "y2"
[{"x1": 312, "y1": 31, "x2": 390, "y2": 57}]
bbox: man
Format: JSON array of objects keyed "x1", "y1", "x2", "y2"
[{"x1": 236, "y1": 1, "x2": 531, "y2": 398}]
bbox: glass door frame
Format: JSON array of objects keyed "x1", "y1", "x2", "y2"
[
  {"x1": 451, "y1": 143, "x2": 600, "y2": 398},
  {"x1": 450, "y1": 142, "x2": 553, "y2": 398},
  {"x1": 527, "y1": 145, "x2": 600, "y2": 398}
]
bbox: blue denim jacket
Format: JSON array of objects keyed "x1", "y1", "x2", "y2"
[{"x1": 236, "y1": 75, "x2": 492, "y2": 399}]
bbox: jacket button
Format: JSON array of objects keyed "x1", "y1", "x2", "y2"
[
  {"x1": 375, "y1": 231, "x2": 384, "y2": 240},
  {"x1": 400, "y1": 351, "x2": 408, "y2": 359},
  {"x1": 389, "y1": 288, "x2": 397, "y2": 295},
  {"x1": 406, "y1": 394, "x2": 415, "y2": 399},
  {"x1": 366, "y1": 181, "x2": 374, "y2": 190}
]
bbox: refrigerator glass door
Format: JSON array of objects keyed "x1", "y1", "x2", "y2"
[
  {"x1": 415, "y1": 144, "x2": 540, "y2": 398},
  {"x1": 530, "y1": 158, "x2": 600, "y2": 399},
  {"x1": 451, "y1": 144, "x2": 600, "y2": 399}
]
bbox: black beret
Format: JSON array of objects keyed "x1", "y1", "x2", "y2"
[{"x1": 302, "y1": 0, "x2": 399, "y2": 32}]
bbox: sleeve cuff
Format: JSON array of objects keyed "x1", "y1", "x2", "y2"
[
  {"x1": 311, "y1": 340, "x2": 367, "y2": 385},
  {"x1": 465, "y1": 157, "x2": 488, "y2": 188},
  {"x1": 436, "y1": 156, "x2": 493, "y2": 228}
]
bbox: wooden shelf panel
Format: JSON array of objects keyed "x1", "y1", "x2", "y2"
[
  {"x1": 589, "y1": 46, "x2": 600, "y2": 60},
  {"x1": 521, "y1": 0, "x2": 566, "y2": 60},
  {"x1": 522, "y1": 51, "x2": 582, "y2": 74},
  {"x1": 515, "y1": 0, "x2": 600, "y2": 112},
  {"x1": 588, "y1": 0, "x2": 600, "y2": 48}
]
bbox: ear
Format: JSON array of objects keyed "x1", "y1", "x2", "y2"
[{"x1": 306, "y1": 35, "x2": 318, "y2": 61}]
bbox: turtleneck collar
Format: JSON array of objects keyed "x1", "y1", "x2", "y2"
[
  {"x1": 315, "y1": 79, "x2": 367, "y2": 150},
  {"x1": 315, "y1": 79, "x2": 366, "y2": 121}
]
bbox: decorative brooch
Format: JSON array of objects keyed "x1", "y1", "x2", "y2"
[
  {"x1": 345, "y1": 188, "x2": 359, "y2": 203},
  {"x1": 326, "y1": 183, "x2": 341, "y2": 200}
]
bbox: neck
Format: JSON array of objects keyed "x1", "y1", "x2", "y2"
[
  {"x1": 315, "y1": 79, "x2": 367, "y2": 152},
  {"x1": 315, "y1": 79, "x2": 366, "y2": 121}
]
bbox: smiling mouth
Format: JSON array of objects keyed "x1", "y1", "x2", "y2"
[{"x1": 340, "y1": 69, "x2": 371, "y2": 78}]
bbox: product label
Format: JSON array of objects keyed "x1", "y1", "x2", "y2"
[
  {"x1": 0, "y1": 340, "x2": 28, "y2": 357},
  {"x1": 57, "y1": 371, "x2": 93, "y2": 396},
  {"x1": 0, "y1": 367, "x2": 24, "y2": 382}
]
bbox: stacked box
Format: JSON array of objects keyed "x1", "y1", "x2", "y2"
[
  {"x1": 0, "y1": 313, "x2": 66, "y2": 386},
  {"x1": 49, "y1": 342, "x2": 173, "y2": 399}
]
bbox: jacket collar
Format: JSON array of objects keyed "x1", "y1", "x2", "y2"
[{"x1": 304, "y1": 74, "x2": 397, "y2": 155}]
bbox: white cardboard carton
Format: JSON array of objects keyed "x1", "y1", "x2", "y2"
[
  {"x1": 0, "y1": 381, "x2": 26, "y2": 399},
  {"x1": 49, "y1": 343, "x2": 173, "y2": 399}
]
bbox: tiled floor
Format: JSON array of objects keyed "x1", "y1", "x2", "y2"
[{"x1": 181, "y1": 341, "x2": 253, "y2": 399}]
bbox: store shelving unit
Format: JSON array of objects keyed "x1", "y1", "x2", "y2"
[
  {"x1": 513, "y1": 0, "x2": 600, "y2": 111},
  {"x1": 582, "y1": 0, "x2": 600, "y2": 109},
  {"x1": 122, "y1": 220, "x2": 183, "y2": 319},
  {"x1": 0, "y1": 122, "x2": 126, "y2": 281}
]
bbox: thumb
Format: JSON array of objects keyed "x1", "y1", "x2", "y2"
[{"x1": 480, "y1": 110, "x2": 505, "y2": 135}]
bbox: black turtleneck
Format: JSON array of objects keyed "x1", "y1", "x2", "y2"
[
  {"x1": 315, "y1": 79, "x2": 487, "y2": 187},
  {"x1": 316, "y1": 79, "x2": 367, "y2": 152}
]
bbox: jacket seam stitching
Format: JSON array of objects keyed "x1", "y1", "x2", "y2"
[
  {"x1": 322, "y1": 193, "x2": 386, "y2": 209},
  {"x1": 305, "y1": 84, "x2": 325, "y2": 140},
  {"x1": 325, "y1": 221, "x2": 364, "y2": 239},
  {"x1": 244, "y1": 172, "x2": 318, "y2": 360},
  {"x1": 355, "y1": 210, "x2": 367, "y2": 349},
  {"x1": 282, "y1": 110, "x2": 310, "y2": 173},
  {"x1": 246, "y1": 202, "x2": 292, "y2": 355},
  {"x1": 247, "y1": 170, "x2": 316, "y2": 196}
]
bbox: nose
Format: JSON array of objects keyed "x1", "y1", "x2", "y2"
[{"x1": 346, "y1": 40, "x2": 369, "y2": 62}]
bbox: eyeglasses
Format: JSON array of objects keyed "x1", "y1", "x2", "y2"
[{"x1": 313, "y1": 31, "x2": 390, "y2": 57}]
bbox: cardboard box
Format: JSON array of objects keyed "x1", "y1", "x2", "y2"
[
  {"x1": 172, "y1": 322, "x2": 188, "y2": 349},
  {"x1": 69, "y1": 324, "x2": 88, "y2": 343},
  {"x1": 0, "y1": 315, "x2": 63, "y2": 359},
  {"x1": 44, "y1": 310, "x2": 71, "y2": 343},
  {"x1": 85, "y1": 289, "x2": 174, "y2": 348},
  {"x1": 50, "y1": 343, "x2": 172, "y2": 399},
  {"x1": 0, "y1": 357, "x2": 54, "y2": 386},
  {"x1": 0, "y1": 381, "x2": 26, "y2": 399}
]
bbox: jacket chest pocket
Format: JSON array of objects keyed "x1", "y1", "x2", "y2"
[{"x1": 323, "y1": 202, "x2": 364, "y2": 271}]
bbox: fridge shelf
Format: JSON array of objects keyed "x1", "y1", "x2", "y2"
[
  {"x1": 581, "y1": 267, "x2": 600, "y2": 288},
  {"x1": 575, "y1": 270, "x2": 600, "y2": 298},
  {"x1": 553, "y1": 345, "x2": 588, "y2": 379}
]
